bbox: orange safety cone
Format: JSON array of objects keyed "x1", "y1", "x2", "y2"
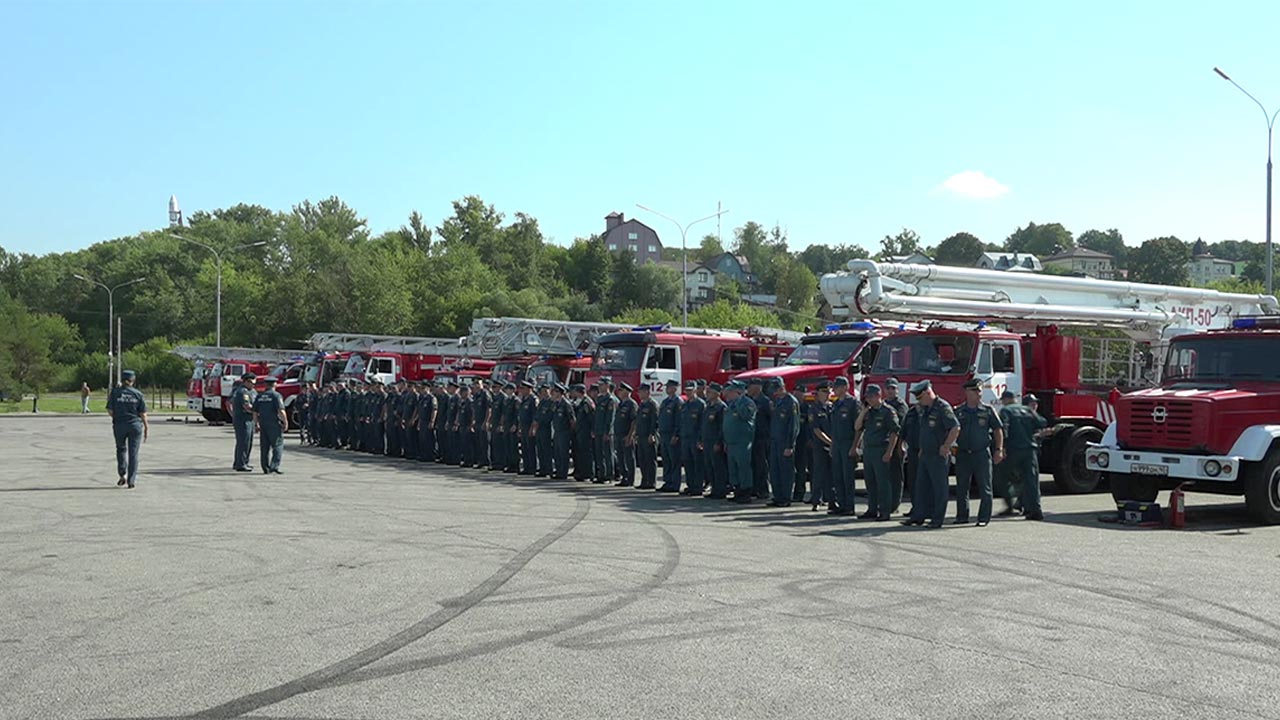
[{"x1": 1168, "y1": 484, "x2": 1186, "y2": 529}]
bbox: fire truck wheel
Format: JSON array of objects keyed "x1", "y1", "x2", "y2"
[
  {"x1": 1052, "y1": 426, "x2": 1103, "y2": 494},
  {"x1": 1109, "y1": 473, "x2": 1158, "y2": 504},
  {"x1": 1244, "y1": 451, "x2": 1280, "y2": 525}
]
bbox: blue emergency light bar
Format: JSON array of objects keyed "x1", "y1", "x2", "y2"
[
  {"x1": 824, "y1": 321, "x2": 875, "y2": 332},
  {"x1": 632, "y1": 324, "x2": 671, "y2": 332},
  {"x1": 1232, "y1": 316, "x2": 1280, "y2": 329}
]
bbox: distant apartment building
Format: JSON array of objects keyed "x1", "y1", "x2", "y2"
[
  {"x1": 602, "y1": 212, "x2": 663, "y2": 265},
  {"x1": 1041, "y1": 247, "x2": 1116, "y2": 279},
  {"x1": 1186, "y1": 239, "x2": 1238, "y2": 286}
]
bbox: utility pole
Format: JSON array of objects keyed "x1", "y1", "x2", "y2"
[
  {"x1": 73, "y1": 274, "x2": 144, "y2": 389},
  {"x1": 636, "y1": 204, "x2": 729, "y2": 326},
  {"x1": 1214, "y1": 67, "x2": 1278, "y2": 295},
  {"x1": 171, "y1": 234, "x2": 268, "y2": 348}
]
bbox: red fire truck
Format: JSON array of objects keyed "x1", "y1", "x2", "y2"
[
  {"x1": 585, "y1": 325, "x2": 798, "y2": 393},
  {"x1": 469, "y1": 317, "x2": 634, "y2": 388},
  {"x1": 1086, "y1": 315, "x2": 1280, "y2": 523},
  {"x1": 173, "y1": 346, "x2": 301, "y2": 423},
  {"x1": 822, "y1": 260, "x2": 1278, "y2": 494},
  {"x1": 734, "y1": 321, "x2": 893, "y2": 396}
]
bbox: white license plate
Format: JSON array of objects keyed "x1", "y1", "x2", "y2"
[{"x1": 1132, "y1": 463, "x2": 1169, "y2": 476}]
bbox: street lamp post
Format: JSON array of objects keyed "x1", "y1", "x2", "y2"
[
  {"x1": 74, "y1": 274, "x2": 144, "y2": 388},
  {"x1": 635, "y1": 204, "x2": 729, "y2": 326},
  {"x1": 170, "y1": 234, "x2": 267, "y2": 348},
  {"x1": 1214, "y1": 67, "x2": 1279, "y2": 296}
]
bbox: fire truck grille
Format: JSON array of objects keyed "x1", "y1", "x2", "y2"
[{"x1": 1125, "y1": 399, "x2": 1195, "y2": 449}]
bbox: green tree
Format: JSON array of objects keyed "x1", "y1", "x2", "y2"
[
  {"x1": 1005, "y1": 222, "x2": 1074, "y2": 256},
  {"x1": 797, "y1": 243, "x2": 870, "y2": 276},
  {"x1": 732, "y1": 221, "x2": 770, "y2": 284},
  {"x1": 1128, "y1": 237, "x2": 1190, "y2": 286},
  {"x1": 877, "y1": 228, "x2": 923, "y2": 259},
  {"x1": 687, "y1": 299, "x2": 781, "y2": 330},
  {"x1": 696, "y1": 233, "x2": 724, "y2": 264},
  {"x1": 773, "y1": 256, "x2": 818, "y2": 318},
  {"x1": 564, "y1": 236, "x2": 613, "y2": 304},
  {"x1": 0, "y1": 292, "x2": 80, "y2": 398},
  {"x1": 933, "y1": 232, "x2": 985, "y2": 266},
  {"x1": 609, "y1": 308, "x2": 676, "y2": 326},
  {"x1": 1077, "y1": 229, "x2": 1127, "y2": 267},
  {"x1": 1206, "y1": 276, "x2": 1266, "y2": 294},
  {"x1": 395, "y1": 210, "x2": 433, "y2": 251}
]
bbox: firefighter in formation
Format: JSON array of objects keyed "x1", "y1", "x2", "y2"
[{"x1": 296, "y1": 374, "x2": 1046, "y2": 524}]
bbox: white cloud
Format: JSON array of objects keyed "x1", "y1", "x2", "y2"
[{"x1": 940, "y1": 170, "x2": 1010, "y2": 199}]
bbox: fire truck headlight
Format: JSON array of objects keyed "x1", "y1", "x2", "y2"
[
  {"x1": 1203, "y1": 460, "x2": 1222, "y2": 477},
  {"x1": 1088, "y1": 451, "x2": 1109, "y2": 469}
]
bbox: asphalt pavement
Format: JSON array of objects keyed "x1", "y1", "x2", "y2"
[{"x1": 3, "y1": 414, "x2": 1279, "y2": 720}]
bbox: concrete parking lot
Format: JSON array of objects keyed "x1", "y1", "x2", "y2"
[{"x1": 3, "y1": 414, "x2": 1279, "y2": 720}]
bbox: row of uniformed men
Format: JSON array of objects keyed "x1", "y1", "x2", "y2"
[{"x1": 293, "y1": 372, "x2": 1048, "y2": 522}]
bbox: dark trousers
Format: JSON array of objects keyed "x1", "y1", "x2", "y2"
[
  {"x1": 474, "y1": 429, "x2": 490, "y2": 468},
  {"x1": 595, "y1": 435, "x2": 615, "y2": 481},
  {"x1": 554, "y1": 431, "x2": 571, "y2": 479},
  {"x1": 233, "y1": 418, "x2": 254, "y2": 469},
  {"x1": 260, "y1": 427, "x2": 283, "y2": 472},
  {"x1": 113, "y1": 422, "x2": 143, "y2": 485},
  {"x1": 536, "y1": 429, "x2": 553, "y2": 475},
  {"x1": 682, "y1": 439, "x2": 704, "y2": 492},
  {"x1": 574, "y1": 430, "x2": 594, "y2": 480},
  {"x1": 752, "y1": 435, "x2": 770, "y2": 497},
  {"x1": 521, "y1": 429, "x2": 537, "y2": 473},
  {"x1": 659, "y1": 434, "x2": 681, "y2": 490},
  {"x1": 638, "y1": 438, "x2": 658, "y2": 488},
  {"x1": 830, "y1": 439, "x2": 855, "y2": 512},
  {"x1": 707, "y1": 447, "x2": 729, "y2": 496},
  {"x1": 810, "y1": 444, "x2": 832, "y2": 505},
  {"x1": 614, "y1": 435, "x2": 635, "y2": 484},
  {"x1": 769, "y1": 444, "x2": 795, "y2": 504}
]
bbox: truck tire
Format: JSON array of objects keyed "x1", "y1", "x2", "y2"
[
  {"x1": 1109, "y1": 473, "x2": 1159, "y2": 503},
  {"x1": 1244, "y1": 451, "x2": 1280, "y2": 525},
  {"x1": 1052, "y1": 426, "x2": 1103, "y2": 494}
]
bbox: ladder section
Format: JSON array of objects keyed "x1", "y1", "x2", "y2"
[
  {"x1": 307, "y1": 333, "x2": 467, "y2": 355},
  {"x1": 171, "y1": 345, "x2": 303, "y2": 363},
  {"x1": 467, "y1": 317, "x2": 633, "y2": 358}
]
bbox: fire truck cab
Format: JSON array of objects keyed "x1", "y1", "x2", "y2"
[
  {"x1": 586, "y1": 325, "x2": 796, "y2": 393},
  {"x1": 735, "y1": 321, "x2": 888, "y2": 396}
]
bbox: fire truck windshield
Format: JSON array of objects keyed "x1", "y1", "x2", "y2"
[
  {"x1": 527, "y1": 365, "x2": 559, "y2": 386},
  {"x1": 592, "y1": 344, "x2": 646, "y2": 371},
  {"x1": 1164, "y1": 336, "x2": 1280, "y2": 382},
  {"x1": 785, "y1": 339, "x2": 863, "y2": 366},
  {"x1": 872, "y1": 335, "x2": 975, "y2": 375},
  {"x1": 342, "y1": 354, "x2": 366, "y2": 377}
]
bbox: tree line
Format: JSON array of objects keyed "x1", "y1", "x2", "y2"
[{"x1": 0, "y1": 196, "x2": 1270, "y2": 397}]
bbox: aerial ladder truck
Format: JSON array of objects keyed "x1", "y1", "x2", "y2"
[
  {"x1": 820, "y1": 260, "x2": 1278, "y2": 494},
  {"x1": 171, "y1": 345, "x2": 304, "y2": 423},
  {"x1": 467, "y1": 317, "x2": 635, "y2": 386}
]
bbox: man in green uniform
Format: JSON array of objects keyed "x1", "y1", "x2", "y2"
[
  {"x1": 252, "y1": 375, "x2": 287, "y2": 474},
  {"x1": 231, "y1": 372, "x2": 256, "y2": 472},
  {"x1": 657, "y1": 379, "x2": 683, "y2": 491},
  {"x1": 902, "y1": 380, "x2": 959, "y2": 529},
  {"x1": 808, "y1": 383, "x2": 833, "y2": 511},
  {"x1": 953, "y1": 378, "x2": 1005, "y2": 526},
  {"x1": 883, "y1": 378, "x2": 909, "y2": 514},
  {"x1": 571, "y1": 383, "x2": 595, "y2": 481},
  {"x1": 677, "y1": 380, "x2": 706, "y2": 495},
  {"x1": 700, "y1": 382, "x2": 729, "y2": 499},
  {"x1": 635, "y1": 383, "x2": 660, "y2": 489},
  {"x1": 723, "y1": 381, "x2": 757, "y2": 503},
  {"x1": 613, "y1": 382, "x2": 638, "y2": 486},
  {"x1": 767, "y1": 378, "x2": 799, "y2": 507},
  {"x1": 550, "y1": 383, "x2": 573, "y2": 479},
  {"x1": 592, "y1": 379, "x2": 616, "y2": 483},
  {"x1": 1002, "y1": 394, "x2": 1048, "y2": 520},
  {"x1": 829, "y1": 376, "x2": 858, "y2": 516},
  {"x1": 107, "y1": 369, "x2": 149, "y2": 489},
  {"x1": 747, "y1": 377, "x2": 771, "y2": 499},
  {"x1": 854, "y1": 384, "x2": 900, "y2": 520}
]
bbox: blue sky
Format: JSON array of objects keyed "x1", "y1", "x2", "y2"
[{"x1": 3, "y1": 0, "x2": 1280, "y2": 259}]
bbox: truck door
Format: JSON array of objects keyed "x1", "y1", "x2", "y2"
[
  {"x1": 849, "y1": 339, "x2": 880, "y2": 398},
  {"x1": 641, "y1": 345, "x2": 680, "y2": 394},
  {"x1": 370, "y1": 356, "x2": 397, "y2": 386},
  {"x1": 976, "y1": 341, "x2": 1022, "y2": 403}
]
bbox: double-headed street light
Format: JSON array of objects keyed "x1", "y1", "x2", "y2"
[
  {"x1": 73, "y1": 274, "x2": 144, "y2": 387},
  {"x1": 170, "y1": 234, "x2": 267, "y2": 348},
  {"x1": 1214, "y1": 67, "x2": 1279, "y2": 296},
  {"x1": 636, "y1": 204, "x2": 729, "y2": 326}
]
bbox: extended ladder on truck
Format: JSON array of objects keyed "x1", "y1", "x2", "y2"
[
  {"x1": 171, "y1": 346, "x2": 303, "y2": 363},
  {"x1": 307, "y1": 333, "x2": 470, "y2": 356},
  {"x1": 467, "y1": 317, "x2": 633, "y2": 359},
  {"x1": 819, "y1": 260, "x2": 1280, "y2": 494}
]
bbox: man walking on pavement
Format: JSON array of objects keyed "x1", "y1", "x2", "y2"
[
  {"x1": 107, "y1": 369, "x2": 148, "y2": 489},
  {"x1": 252, "y1": 375, "x2": 287, "y2": 475},
  {"x1": 231, "y1": 372, "x2": 257, "y2": 472}
]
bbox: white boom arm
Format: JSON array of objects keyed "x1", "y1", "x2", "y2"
[
  {"x1": 467, "y1": 317, "x2": 633, "y2": 359},
  {"x1": 171, "y1": 345, "x2": 304, "y2": 363},
  {"x1": 821, "y1": 261, "x2": 1279, "y2": 337}
]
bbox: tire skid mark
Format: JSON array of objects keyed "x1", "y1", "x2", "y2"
[{"x1": 188, "y1": 496, "x2": 591, "y2": 719}]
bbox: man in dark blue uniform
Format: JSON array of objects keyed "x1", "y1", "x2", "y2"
[
  {"x1": 635, "y1": 384, "x2": 660, "y2": 489},
  {"x1": 518, "y1": 381, "x2": 537, "y2": 474},
  {"x1": 808, "y1": 382, "x2": 833, "y2": 511},
  {"x1": 252, "y1": 375, "x2": 287, "y2": 474},
  {"x1": 592, "y1": 378, "x2": 616, "y2": 483},
  {"x1": 747, "y1": 377, "x2": 771, "y2": 499},
  {"x1": 533, "y1": 384, "x2": 554, "y2": 476},
  {"x1": 902, "y1": 380, "x2": 959, "y2": 529},
  {"x1": 953, "y1": 378, "x2": 1004, "y2": 526},
  {"x1": 657, "y1": 379, "x2": 683, "y2": 492},
  {"x1": 676, "y1": 381, "x2": 706, "y2": 495},
  {"x1": 572, "y1": 383, "x2": 595, "y2": 482},
  {"x1": 829, "y1": 377, "x2": 858, "y2": 516},
  {"x1": 767, "y1": 378, "x2": 800, "y2": 507},
  {"x1": 550, "y1": 383, "x2": 573, "y2": 479},
  {"x1": 613, "y1": 382, "x2": 638, "y2": 486},
  {"x1": 231, "y1": 372, "x2": 256, "y2": 472},
  {"x1": 700, "y1": 382, "x2": 728, "y2": 499},
  {"x1": 107, "y1": 369, "x2": 148, "y2": 489}
]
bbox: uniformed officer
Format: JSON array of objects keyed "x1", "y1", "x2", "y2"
[
  {"x1": 808, "y1": 382, "x2": 833, "y2": 511},
  {"x1": 550, "y1": 383, "x2": 573, "y2": 479},
  {"x1": 902, "y1": 380, "x2": 959, "y2": 529},
  {"x1": 372, "y1": 380, "x2": 389, "y2": 456},
  {"x1": 677, "y1": 380, "x2": 706, "y2": 495},
  {"x1": 253, "y1": 375, "x2": 287, "y2": 474},
  {"x1": 723, "y1": 381, "x2": 757, "y2": 503},
  {"x1": 107, "y1": 369, "x2": 149, "y2": 489},
  {"x1": 1002, "y1": 394, "x2": 1048, "y2": 521},
  {"x1": 635, "y1": 384, "x2": 660, "y2": 489},
  {"x1": 953, "y1": 378, "x2": 1005, "y2": 526},
  {"x1": 572, "y1": 383, "x2": 595, "y2": 482},
  {"x1": 532, "y1": 385, "x2": 554, "y2": 476},
  {"x1": 415, "y1": 380, "x2": 437, "y2": 461},
  {"x1": 297, "y1": 381, "x2": 312, "y2": 446},
  {"x1": 794, "y1": 385, "x2": 813, "y2": 502},
  {"x1": 853, "y1": 384, "x2": 900, "y2": 521},
  {"x1": 472, "y1": 379, "x2": 492, "y2": 470},
  {"x1": 747, "y1": 377, "x2": 772, "y2": 499},
  {"x1": 828, "y1": 376, "x2": 859, "y2": 516},
  {"x1": 517, "y1": 381, "x2": 537, "y2": 474},
  {"x1": 993, "y1": 390, "x2": 1019, "y2": 513},
  {"x1": 768, "y1": 378, "x2": 800, "y2": 507},
  {"x1": 458, "y1": 384, "x2": 476, "y2": 467},
  {"x1": 231, "y1": 372, "x2": 257, "y2": 472},
  {"x1": 883, "y1": 378, "x2": 909, "y2": 513},
  {"x1": 489, "y1": 381, "x2": 507, "y2": 471},
  {"x1": 592, "y1": 378, "x2": 617, "y2": 483},
  {"x1": 657, "y1": 379, "x2": 683, "y2": 492},
  {"x1": 335, "y1": 380, "x2": 352, "y2": 448},
  {"x1": 385, "y1": 380, "x2": 401, "y2": 457},
  {"x1": 700, "y1": 382, "x2": 729, "y2": 499},
  {"x1": 504, "y1": 382, "x2": 521, "y2": 472},
  {"x1": 401, "y1": 380, "x2": 420, "y2": 460},
  {"x1": 612, "y1": 382, "x2": 638, "y2": 486}
]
